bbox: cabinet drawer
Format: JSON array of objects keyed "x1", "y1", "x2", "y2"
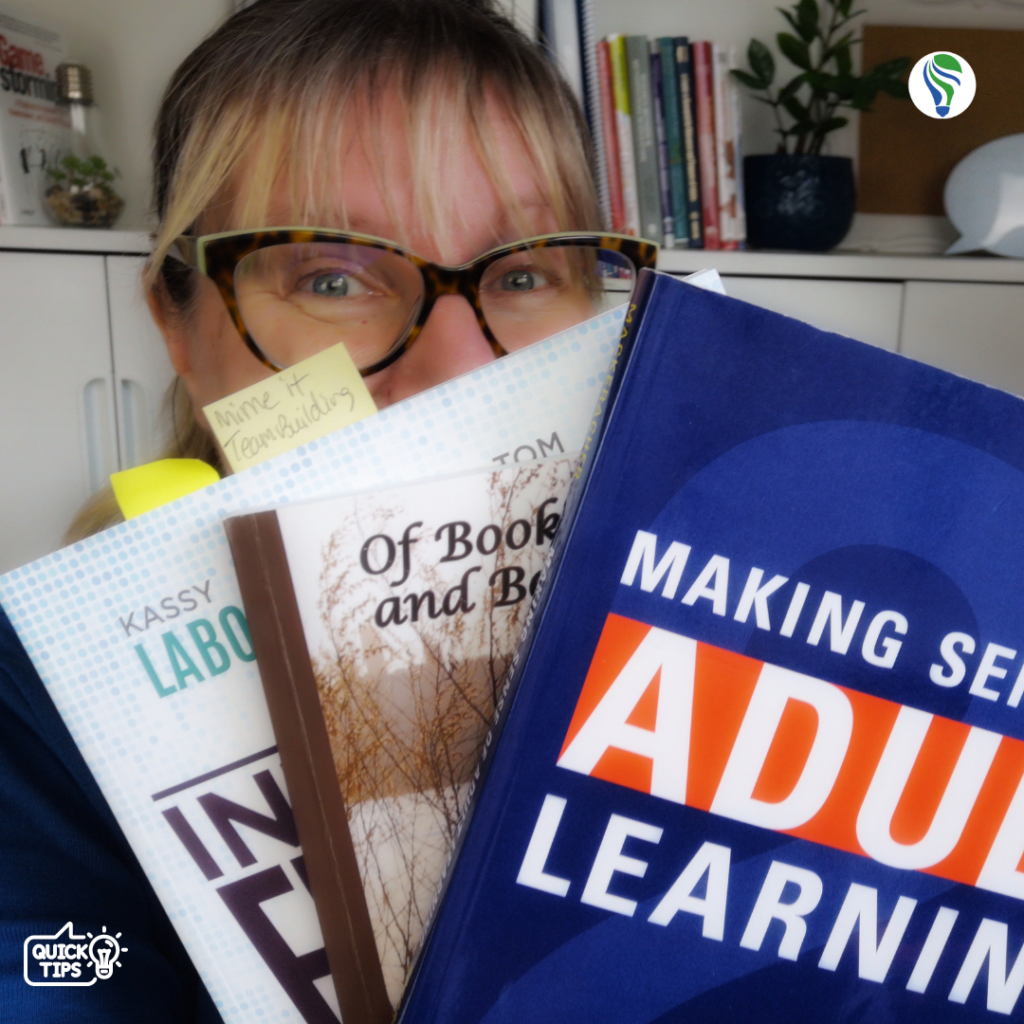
[
  {"x1": 721, "y1": 276, "x2": 903, "y2": 351},
  {"x1": 900, "y1": 282, "x2": 1024, "y2": 397}
]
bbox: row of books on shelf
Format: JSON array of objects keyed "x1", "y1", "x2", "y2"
[{"x1": 593, "y1": 36, "x2": 746, "y2": 251}]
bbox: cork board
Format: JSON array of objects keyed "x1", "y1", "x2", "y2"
[{"x1": 858, "y1": 26, "x2": 1024, "y2": 215}]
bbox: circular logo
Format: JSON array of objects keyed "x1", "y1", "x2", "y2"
[{"x1": 909, "y1": 52, "x2": 976, "y2": 119}]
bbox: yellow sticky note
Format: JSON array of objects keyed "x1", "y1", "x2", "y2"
[
  {"x1": 111, "y1": 459, "x2": 221, "y2": 519},
  {"x1": 202, "y1": 343, "x2": 377, "y2": 472}
]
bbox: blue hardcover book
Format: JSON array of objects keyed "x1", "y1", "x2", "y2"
[{"x1": 396, "y1": 269, "x2": 1024, "y2": 1023}]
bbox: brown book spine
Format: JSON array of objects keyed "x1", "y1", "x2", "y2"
[{"x1": 226, "y1": 512, "x2": 392, "y2": 1024}]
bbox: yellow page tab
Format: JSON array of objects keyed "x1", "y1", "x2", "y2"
[
  {"x1": 111, "y1": 458, "x2": 221, "y2": 519},
  {"x1": 203, "y1": 343, "x2": 377, "y2": 472}
]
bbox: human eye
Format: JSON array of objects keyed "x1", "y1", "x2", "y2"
[
  {"x1": 497, "y1": 266, "x2": 551, "y2": 292},
  {"x1": 483, "y1": 255, "x2": 562, "y2": 298},
  {"x1": 294, "y1": 262, "x2": 378, "y2": 300}
]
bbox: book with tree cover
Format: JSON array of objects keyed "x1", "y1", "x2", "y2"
[
  {"x1": 226, "y1": 459, "x2": 573, "y2": 1017},
  {"x1": 397, "y1": 268, "x2": 1024, "y2": 1024}
]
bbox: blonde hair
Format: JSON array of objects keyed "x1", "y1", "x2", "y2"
[{"x1": 67, "y1": 0, "x2": 598, "y2": 542}]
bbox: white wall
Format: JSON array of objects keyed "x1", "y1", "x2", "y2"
[{"x1": 3, "y1": 0, "x2": 230, "y2": 229}]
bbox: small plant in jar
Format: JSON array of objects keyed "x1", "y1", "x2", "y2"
[{"x1": 44, "y1": 153, "x2": 124, "y2": 228}]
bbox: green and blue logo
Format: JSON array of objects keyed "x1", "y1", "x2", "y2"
[{"x1": 909, "y1": 51, "x2": 976, "y2": 119}]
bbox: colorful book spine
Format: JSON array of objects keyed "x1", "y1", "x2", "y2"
[
  {"x1": 650, "y1": 48, "x2": 675, "y2": 249},
  {"x1": 692, "y1": 41, "x2": 721, "y2": 250},
  {"x1": 730, "y1": 45, "x2": 747, "y2": 248},
  {"x1": 624, "y1": 35, "x2": 663, "y2": 244},
  {"x1": 596, "y1": 39, "x2": 625, "y2": 234},
  {"x1": 608, "y1": 35, "x2": 641, "y2": 237},
  {"x1": 675, "y1": 38, "x2": 704, "y2": 249},
  {"x1": 657, "y1": 38, "x2": 687, "y2": 248},
  {"x1": 713, "y1": 43, "x2": 741, "y2": 250}
]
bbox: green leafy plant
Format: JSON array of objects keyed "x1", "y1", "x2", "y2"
[
  {"x1": 732, "y1": 0, "x2": 910, "y2": 155},
  {"x1": 46, "y1": 153, "x2": 117, "y2": 190}
]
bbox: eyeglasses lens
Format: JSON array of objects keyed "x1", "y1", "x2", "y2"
[
  {"x1": 233, "y1": 242, "x2": 636, "y2": 370},
  {"x1": 233, "y1": 242, "x2": 425, "y2": 370},
  {"x1": 479, "y1": 246, "x2": 636, "y2": 353}
]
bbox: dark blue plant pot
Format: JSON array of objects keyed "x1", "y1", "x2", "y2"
[{"x1": 744, "y1": 154, "x2": 855, "y2": 252}]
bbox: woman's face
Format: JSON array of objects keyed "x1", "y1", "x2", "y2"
[{"x1": 155, "y1": 90, "x2": 563, "y2": 424}]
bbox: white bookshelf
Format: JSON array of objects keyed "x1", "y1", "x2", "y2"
[
  {"x1": 658, "y1": 249, "x2": 1024, "y2": 284},
  {"x1": 0, "y1": 225, "x2": 150, "y2": 254}
]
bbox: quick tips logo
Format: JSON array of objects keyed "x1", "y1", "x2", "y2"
[
  {"x1": 23, "y1": 922, "x2": 126, "y2": 986},
  {"x1": 910, "y1": 52, "x2": 976, "y2": 118}
]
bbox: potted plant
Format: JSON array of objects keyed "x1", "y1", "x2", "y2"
[
  {"x1": 732, "y1": 0, "x2": 909, "y2": 251},
  {"x1": 44, "y1": 153, "x2": 124, "y2": 228}
]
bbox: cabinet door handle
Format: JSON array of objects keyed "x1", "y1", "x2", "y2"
[
  {"x1": 83, "y1": 377, "x2": 116, "y2": 493},
  {"x1": 119, "y1": 377, "x2": 148, "y2": 469}
]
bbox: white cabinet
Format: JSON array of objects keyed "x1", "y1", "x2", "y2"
[
  {"x1": 0, "y1": 228, "x2": 174, "y2": 574},
  {"x1": 108, "y1": 254, "x2": 176, "y2": 467},
  {"x1": 662, "y1": 249, "x2": 1024, "y2": 393},
  {"x1": 0, "y1": 251, "x2": 116, "y2": 572},
  {"x1": 900, "y1": 282, "x2": 1024, "y2": 397},
  {"x1": 722, "y1": 276, "x2": 903, "y2": 352}
]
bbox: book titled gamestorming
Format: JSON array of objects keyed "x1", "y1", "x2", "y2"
[{"x1": 396, "y1": 270, "x2": 1024, "y2": 1024}]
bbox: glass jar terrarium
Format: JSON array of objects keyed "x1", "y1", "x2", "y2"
[{"x1": 45, "y1": 63, "x2": 124, "y2": 228}]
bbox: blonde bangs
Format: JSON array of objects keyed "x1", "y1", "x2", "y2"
[{"x1": 150, "y1": 58, "x2": 598, "y2": 287}]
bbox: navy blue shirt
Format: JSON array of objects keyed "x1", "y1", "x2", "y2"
[{"x1": 0, "y1": 604, "x2": 221, "y2": 1022}]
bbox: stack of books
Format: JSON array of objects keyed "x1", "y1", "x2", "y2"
[
  {"x1": 0, "y1": 274, "x2": 725, "y2": 1024},
  {"x1": 594, "y1": 36, "x2": 746, "y2": 251}
]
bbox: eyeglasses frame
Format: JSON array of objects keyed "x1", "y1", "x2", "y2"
[{"x1": 168, "y1": 228, "x2": 659, "y2": 376}]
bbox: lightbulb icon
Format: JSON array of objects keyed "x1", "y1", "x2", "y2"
[
  {"x1": 909, "y1": 51, "x2": 976, "y2": 119},
  {"x1": 924, "y1": 53, "x2": 961, "y2": 117},
  {"x1": 86, "y1": 927, "x2": 124, "y2": 980}
]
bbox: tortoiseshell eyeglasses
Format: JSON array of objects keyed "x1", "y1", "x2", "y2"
[{"x1": 168, "y1": 229, "x2": 658, "y2": 375}]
